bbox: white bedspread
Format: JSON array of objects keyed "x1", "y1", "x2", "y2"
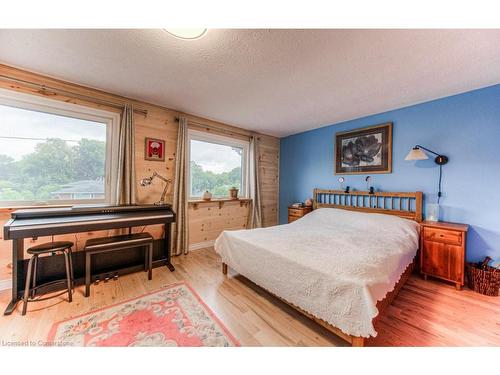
[{"x1": 214, "y1": 208, "x2": 420, "y2": 338}]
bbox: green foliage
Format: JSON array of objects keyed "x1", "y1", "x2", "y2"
[
  {"x1": 190, "y1": 161, "x2": 241, "y2": 198},
  {"x1": 0, "y1": 154, "x2": 15, "y2": 180},
  {"x1": 0, "y1": 138, "x2": 106, "y2": 201},
  {"x1": 15, "y1": 139, "x2": 75, "y2": 186},
  {"x1": 73, "y1": 139, "x2": 106, "y2": 180},
  {"x1": 0, "y1": 137, "x2": 242, "y2": 201}
]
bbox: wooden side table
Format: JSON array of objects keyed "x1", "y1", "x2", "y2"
[
  {"x1": 420, "y1": 221, "x2": 469, "y2": 290},
  {"x1": 288, "y1": 205, "x2": 312, "y2": 223}
]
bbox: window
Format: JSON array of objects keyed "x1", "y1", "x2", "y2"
[
  {"x1": 188, "y1": 130, "x2": 249, "y2": 199},
  {"x1": 0, "y1": 89, "x2": 119, "y2": 206}
]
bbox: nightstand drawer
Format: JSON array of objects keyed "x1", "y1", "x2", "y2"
[
  {"x1": 287, "y1": 206, "x2": 312, "y2": 223},
  {"x1": 288, "y1": 208, "x2": 305, "y2": 217},
  {"x1": 423, "y1": 227, "x2": 462, "y2": 245}
]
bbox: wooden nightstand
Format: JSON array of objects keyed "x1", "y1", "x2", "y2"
[
  {"x1": 420, "y1": 221, "x2": 469, "y2": 290},
  {"x1": 288, "y1": 205, "x2": 312, "y2": 223}
]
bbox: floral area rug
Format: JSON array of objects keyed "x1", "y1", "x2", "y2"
[{"x1": 47, "y1": 282, "x2": 239, "y2": 347}]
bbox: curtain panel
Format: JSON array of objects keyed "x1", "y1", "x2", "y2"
[
  {"x1": 247, "y1": 134, "x2": 262, "y2": 229},
  {"x1": 172, "y1": 117, "x2": 189, "y2": 255},
  {"x1": 112, "y1": 104, "x2": 136, "y2": 205}
]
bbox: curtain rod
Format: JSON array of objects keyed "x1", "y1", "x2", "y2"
[
  {"x1": 175, "y1": 116, "x2": 254, "y2": 139},
  {"x1": 0, "y1": 74, "x2": 148, "y2": 117}
]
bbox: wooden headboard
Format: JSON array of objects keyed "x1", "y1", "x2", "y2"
[{"x1": 313, "y1": 189, "x2": 423, "y2": 222}]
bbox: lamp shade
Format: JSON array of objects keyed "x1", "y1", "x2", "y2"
[{"x1": 405, "y1": 147, "x2": 429, "y2": 161}]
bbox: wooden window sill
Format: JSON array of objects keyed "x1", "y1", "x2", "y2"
[
  {"x1": 188, "y1": 198, "x2": 251, "y2": 210},
  {"x1": 0, "y1": 204, "x2": 72, "y2": 213}
]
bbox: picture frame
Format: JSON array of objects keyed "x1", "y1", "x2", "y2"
[
  {"x1": 335, "y1": 122, "x2": 392, "y2": 174},
  {"x1": 144, "y1": 137, "x2": 166, "y2": 162}
]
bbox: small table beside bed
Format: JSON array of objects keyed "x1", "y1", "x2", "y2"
[{"x1": 215, "y1": 189, "x2": 423, "y2": 347}]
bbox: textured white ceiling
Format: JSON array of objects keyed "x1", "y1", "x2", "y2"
[{"x1": 1, "y1": 29, "x2": 500, "y2": 137}]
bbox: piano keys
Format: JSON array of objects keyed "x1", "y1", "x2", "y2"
[{"x1": 3, "y1": 204, "x2": 176, "y2": 315}]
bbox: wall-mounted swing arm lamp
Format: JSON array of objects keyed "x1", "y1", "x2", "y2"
[
  {"x1": 405, "y1": 145, "x2": 449, "y2": 203},
  {"x1": 140, "y1": 171, "x2": 172, "y2": 206},
  {"x1": 405, "y1": 145, "x2": 448, "y2": 165}
]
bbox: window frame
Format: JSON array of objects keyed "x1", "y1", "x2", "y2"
[
  {"x1": 187, "y1": 129, "x2": 249, "y2": 200},
  {"x1": 0, "y1": 88, "x2": 119, "y2": 207}
]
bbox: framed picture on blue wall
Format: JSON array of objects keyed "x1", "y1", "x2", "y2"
[{"x1": 335, "y1": 122, "x2": 392, "y2": 174}]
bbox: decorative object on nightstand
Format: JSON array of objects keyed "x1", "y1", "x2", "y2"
[
  {"x1": 202, "y1": 190, "x2": 212, "y2": 201},
  {"x1": 304, "y1": 198, "x2": 313, "y2": 207},
  {"x1": 426, "y1": 202, "x2": 440, "y2": 221},
  {"x1": 420, "y1": 220, "x2": 469, "y2": 290},
  {"x1": 140, "y1": 171, "x2": 172, "y2": 205},
  {"x1": 288, "y1": 204, "x2": 312, "y2": 223},
  {"x1": 229, "y1": 187, "x2": 239, "y2": 199}
]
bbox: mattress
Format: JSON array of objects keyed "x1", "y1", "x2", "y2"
[{"x1": 214, "y1": 207, "x2": 420, "y2": 338}]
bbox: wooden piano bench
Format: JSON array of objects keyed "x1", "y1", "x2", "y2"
[{"x1": 84, "y1": 232, "x2": 154, "y2": 297}]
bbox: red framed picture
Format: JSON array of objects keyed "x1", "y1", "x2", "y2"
[{"x1": 145, "y1": 137, "x2": 165, "y2": 162}]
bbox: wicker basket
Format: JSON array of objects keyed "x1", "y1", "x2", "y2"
[{"x1": 466, "y1": 262, "x2": 500, "y2": 296}]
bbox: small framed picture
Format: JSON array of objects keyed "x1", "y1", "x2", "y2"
[{"x1": 145, "y1": 138, "x2": 166, "y2": 162}]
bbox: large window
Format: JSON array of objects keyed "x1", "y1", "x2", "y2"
[
  {"x1": 0, "y1": 89, "x2": 118, "y2": 206},
  {"x1": 188, "y1": 130, "x2": 249, "y2": 199}
]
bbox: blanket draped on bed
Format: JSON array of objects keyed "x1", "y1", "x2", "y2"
[{"x1": 215, "y1": 208, "x2": 420, "y2": 338}]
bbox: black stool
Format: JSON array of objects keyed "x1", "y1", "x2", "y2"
[{"x1": 22, "y1": 241, "x2": 74, "y2": 316}]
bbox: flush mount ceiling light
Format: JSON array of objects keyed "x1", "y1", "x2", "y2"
[{"x1": 163, "y1": 28, "x2": 207, "y2": 40}]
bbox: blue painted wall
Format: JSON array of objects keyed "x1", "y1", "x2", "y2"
[{"x1": 279, "y1": 84, "x2": 500, "y2": 262}]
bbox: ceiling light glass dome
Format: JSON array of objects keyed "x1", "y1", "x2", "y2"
[{"x1": 164, "y1": 29, "x2": 207, "y2": 40}]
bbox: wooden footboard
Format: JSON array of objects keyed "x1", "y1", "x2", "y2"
[{"x1": 220, "y1": 260, "x2": 415, "y2": 347}]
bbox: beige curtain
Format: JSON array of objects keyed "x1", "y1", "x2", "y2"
[
  {"x1": 247, "y1": 134, "x2": 262, "y2": 228},
  {"x1": 112, "y1": 104, "x2": 136, "y2": 205},
  {"x1": 172, "y1": 117, "x2": 189, "y2": 255}
]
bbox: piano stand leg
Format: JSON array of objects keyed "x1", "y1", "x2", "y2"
[
  {"x1": 4, "y1": 298, "x2": 18, "y2": 315},
  {"x1": 163, "y1": 223, "x2": 175, "y2": 272},
  {"x1": 166, "y1": 262, "x2": 175, "y2": 272},
  {"x1": 4, "y1": 238, "x2": 23, "y2": 315}
]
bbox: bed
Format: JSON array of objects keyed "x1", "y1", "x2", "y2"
[{"x1": 215, "y1": 189, "x2": 423, "y2": 346}]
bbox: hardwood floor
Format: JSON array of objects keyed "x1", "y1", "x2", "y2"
[{"x1": 0, "y1": 247, "x2": 498, "y2": 346}]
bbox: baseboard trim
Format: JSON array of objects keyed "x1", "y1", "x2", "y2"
[
  {"x1": 0, "y1": 279, "x2": 12, "y2": 292},
  {"x1": 189, "y1": 240, "x2": 215, "y2": 251}
]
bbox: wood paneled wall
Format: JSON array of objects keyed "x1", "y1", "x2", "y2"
[
  {"x1": 188, "y1": 200, "x2": 251, "y2": 247},
  {"x1": 258, "y1": 134, "x2": 280, "y2": 227},
  {"x1": 0, "y1": 64, "x2": 279, "y2": 281}
]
